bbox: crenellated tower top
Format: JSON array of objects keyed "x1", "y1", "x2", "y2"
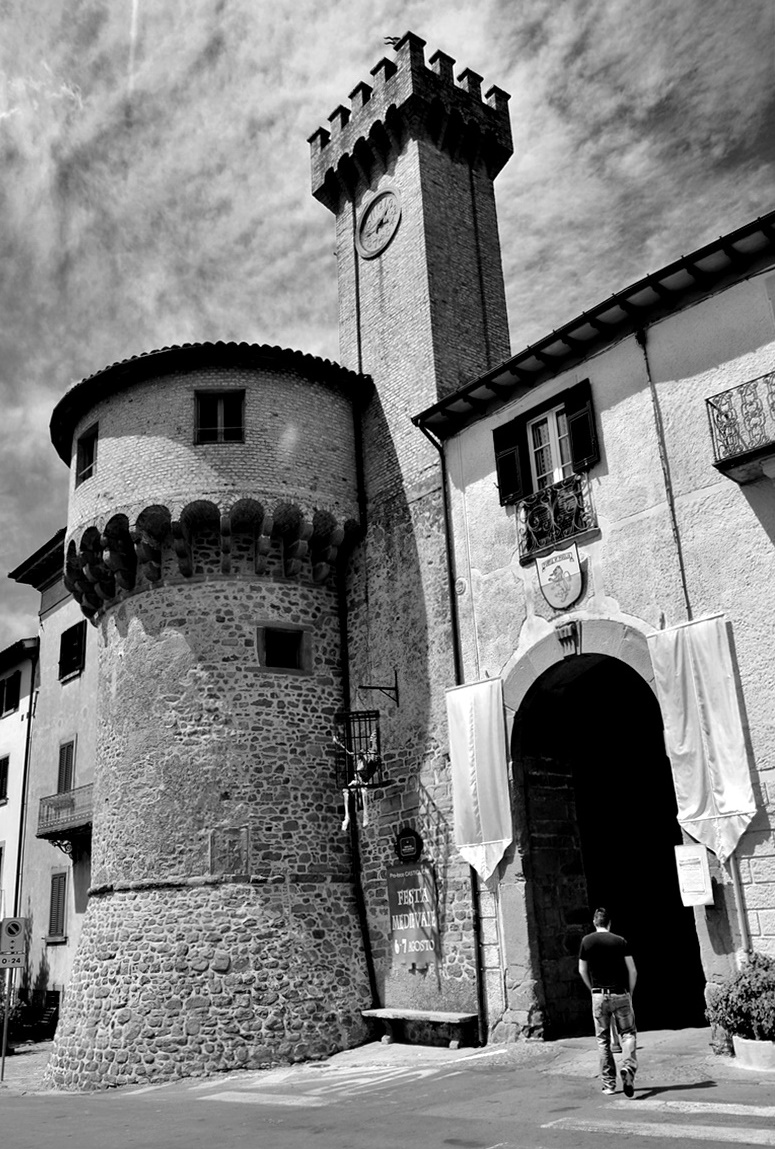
[{"x1": 309, "y1": 31, "x2": 512, "y2": 212}]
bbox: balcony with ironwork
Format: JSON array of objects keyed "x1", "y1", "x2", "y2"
[
  {"x1": 707, "y1": 370, "x2": 775, "y2": 483},
  {"x1": 37, "y1": 784, "x2": 93, "y2": 854},
  {"x1": 517, "y1": 472, "x2": 598, "y2": 563}
]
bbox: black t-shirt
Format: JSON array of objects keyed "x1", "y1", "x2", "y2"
[{"x1": 579, "y1": 930, "x2": 631, "y2": 990}]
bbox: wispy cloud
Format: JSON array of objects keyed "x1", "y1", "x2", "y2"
[{"x1": 0, "y1": 0, "x2": 772, "y2": 647}]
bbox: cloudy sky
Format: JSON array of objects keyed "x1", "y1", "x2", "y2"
[{"x1": 0, "y1": 0, "x2": 773, "y2": 648}]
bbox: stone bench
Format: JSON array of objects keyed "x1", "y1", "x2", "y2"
[{"x1": 361, "y1": 1008, "x2": 479, "y2": 1050}]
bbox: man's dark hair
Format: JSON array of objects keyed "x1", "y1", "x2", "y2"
[{"x1": 593, "y1": 907, "x2": 610, "y2": 928}]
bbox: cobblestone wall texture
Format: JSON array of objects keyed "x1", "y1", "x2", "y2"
[{"x1": 46, "y1": 878, "x2": 369, "y2": 1089}]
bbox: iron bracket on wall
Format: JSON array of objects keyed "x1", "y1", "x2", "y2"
[{"x1": 358, "y1": 667, "x2": 399, "y2": 706}]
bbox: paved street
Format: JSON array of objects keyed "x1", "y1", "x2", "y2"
[{"x1": 2, "y1": 1029, "x2": 774, "y2": 1148}]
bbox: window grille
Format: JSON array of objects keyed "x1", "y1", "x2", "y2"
[
  {"x1": 334, "y1": 711, "x2": 385, "y2": 790},
  {"x1": 210, "y1": 827, "x2": 249, "y2": 876}
]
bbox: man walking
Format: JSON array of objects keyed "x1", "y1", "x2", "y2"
[{"x1": 578, "y1": 907, "x2": 637, "y2": 1097}]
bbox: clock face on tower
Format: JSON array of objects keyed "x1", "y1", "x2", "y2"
[{"x1": 355, "y1": 188, "x2": 401, "y2": 259}]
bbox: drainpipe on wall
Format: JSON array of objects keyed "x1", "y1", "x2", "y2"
[
  {"x1": 635, "y1": 328, "x2": 693, "y2": 621},
  {"x1": 636, "y1": 330, "x2": 753, "y2": 958},
  {"x1": 337, "y1": 394, "x2": 380, "y2": 1008},
  {"x1": 14, "y1": 640, "x2": 40, "y2": 917},
  {"x1": 416, "y1": 422, "x2": 487, "y2": 1048}
]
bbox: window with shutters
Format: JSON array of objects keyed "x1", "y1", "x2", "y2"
[
  {"x1": 57, "y1": 741, "x2": 75, "y2": 793},
  {"x1": 48, "y1": 871, "x2": 67, "y2": 941},
  {"x1": 58, "y1": 621, "x2": 86, "y2": 680},
  {"x1": 0, "y1": 671, "x2": 20, "y2": 716},
  {"x1": 493, "y1": 379, "x2": 600, "y2": 562},
  {"x1": 0, "y1": 756, "x2": 8, "y2": 802},
  {"x1": 75, "y1": 424, "x2": 98, "y2": 486},
  {"x1": 195, "y1": 391, "x2": 245, "y2": 444}
]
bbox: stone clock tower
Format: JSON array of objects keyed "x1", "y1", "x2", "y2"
[
  {"x1": 309, "y1": 30, "x2": 512, "y2": 495},
  {"x1": 308, "y1": 33, "x2": 514, "y2": 1016}
]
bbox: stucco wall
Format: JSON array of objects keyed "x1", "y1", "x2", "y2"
[
  {"x1": 20, "y1": 585, "x2": 97, "y2": 1006},
  {"x1": 0, "y1": 656, "x2": 35, "y2": 920},
  {"x1": 446, "y1": 265, "x2": 775, "y2": 1033}
]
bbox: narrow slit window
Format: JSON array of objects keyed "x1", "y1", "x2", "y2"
[
  {"x1": 57, "y1": 741, "x2": 75, "y2": 793},
  {"x1": 0, "y1": 755, "x2": 8, "y2": 801},
  {"x1": 59, "y1": 621, "x2": 87, "y2": 680},
  {"x1": 76, "y1": 424, "x2": 98, "y2": 486},
  {"x1": 48, "y1": 872, "x2": 67, "y2": 940},
  {"x1": 0, "y1": 670, "x2": 21, "y2": 716}
]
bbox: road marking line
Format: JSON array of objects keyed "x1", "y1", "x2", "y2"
[
  {"x1": 543, "y1": 1117, "x2": 775, "y2": 1145},
  {"x1": 200, "y1": 1091, "x2": 327, "y2": 1107},
  {"x1": 613, "y1": 1099, "x2": 775, "y2": 1118},
  {"x1": 460, "y1": 1047, "x2": 511, "y2": 1061}
]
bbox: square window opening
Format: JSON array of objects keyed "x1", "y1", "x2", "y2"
[
  {"x1": 264, "y1": 628, "x2": 303, "y2": 670},
  {"x1": 195, "y1": 391, "x2": 245, "y2": 444},
  {"x1": 256, "y1": 625, "x2": 312, "y2": 674}
]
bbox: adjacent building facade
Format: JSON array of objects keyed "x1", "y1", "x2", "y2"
[{"x1": 5, "y1": 32, "x2": 775, "y2": 1087}]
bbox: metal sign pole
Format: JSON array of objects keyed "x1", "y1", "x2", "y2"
[{"x1": 1, "y1": 966, "x2": 12, "y2": 1083}]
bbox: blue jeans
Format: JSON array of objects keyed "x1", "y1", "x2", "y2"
[{"x1": 592, "y1": 991, "x2": 637, "y2": 1090}]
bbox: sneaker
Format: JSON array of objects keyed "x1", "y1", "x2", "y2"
[
  {"x1": 621, "y1": 1068, "x2": 635, "y2": 1098},
  {"x1": 602, "y1": 1085, "x2": 616, "y2": 1095}
]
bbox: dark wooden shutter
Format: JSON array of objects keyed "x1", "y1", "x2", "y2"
[
  {"x1": 565, "y1": 379, "x2": 600, "y2": 471},
  {"x1": 493, "y1": 415, "x2": 532, "y2": 504},
  {"x1": 3, "y1": 671, "x2": 20, "y2": 714},
  {"x1": 48, "y1": 873, "x2": 67, "y2": 937},
  {"x1": 58, "y1": 621, "x2": 86, "y2": 679},
  {"x1": 57, "y1": 742, "x2": 75, "y2": 793}
]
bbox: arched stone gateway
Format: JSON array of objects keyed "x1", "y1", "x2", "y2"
[{"x1": 496, "y1": 619, "x2": 707, "y2": 1040}]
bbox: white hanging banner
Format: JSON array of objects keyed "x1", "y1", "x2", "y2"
[
  {"x1": 446, "y1": 678, "x2": 512, "y2": 881},
  {"x1": 647, "y1": 616, "x2": 756, "y2": 863}
]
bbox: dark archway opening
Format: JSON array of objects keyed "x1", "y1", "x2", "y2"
[{"x1": 515, "y1": 653, "x2": 707, "y2": 1037}]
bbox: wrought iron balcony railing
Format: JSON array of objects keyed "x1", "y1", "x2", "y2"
[
  {"x1": 707, "y1": 370, "x2": 775, "y2": 483},
  {"x1": 37, "y1": 784, "x2": 93, "y2": 840},
  {"x1": 517, "y1": 472, "x2": 598, "y2": 563}
]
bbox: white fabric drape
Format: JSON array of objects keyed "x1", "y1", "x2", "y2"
[
  {"x1": 446, "y1": 678, "x2": 512, "y2": 881},
  {"x1": 647, "y1": 616, "x2": 756, "y2": 862}
]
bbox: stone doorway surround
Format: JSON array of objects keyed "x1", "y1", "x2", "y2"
[{"x1": 487, "y1": 616, "x2": 706, "y2": 1043}]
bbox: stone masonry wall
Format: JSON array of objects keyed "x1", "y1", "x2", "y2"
[
  {"x1": 48, "y1": 533, "x2": 373, "y2": 1087},
  {"x1": 345, "y1": 485, "x2": 479, "y2": 1017},
  {"x1": 47, "y1": 878, "x2": 369, "y2": 1089}
]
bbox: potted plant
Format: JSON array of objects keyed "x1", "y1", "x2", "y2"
[{"x1": 706, "y1": 952, "x2": 775, "y2": 1070}]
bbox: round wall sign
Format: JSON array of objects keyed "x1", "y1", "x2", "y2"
[{"x1": 356, "y1": 188, "x2": 402, "y2": 259}]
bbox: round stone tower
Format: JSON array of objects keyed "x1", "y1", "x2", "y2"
[{"x1": 45, "y1": 342, "x2": 373, "y2": 1088}]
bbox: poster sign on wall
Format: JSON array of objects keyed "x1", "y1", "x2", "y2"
[
  {"x1": 386, "y1": 863, "x2": 440, "y2": 967},
  {"x1": 674, "y1": 844, "x2": 714, "y2": 906}
]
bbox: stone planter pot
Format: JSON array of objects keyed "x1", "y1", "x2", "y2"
[{"x1": 732, "y1": 1034, "x2": 775, "y2": 1071}]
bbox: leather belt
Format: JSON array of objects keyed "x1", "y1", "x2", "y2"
[{"x1": 593, "y1": 987, "x2": 627, "y2": 994}]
